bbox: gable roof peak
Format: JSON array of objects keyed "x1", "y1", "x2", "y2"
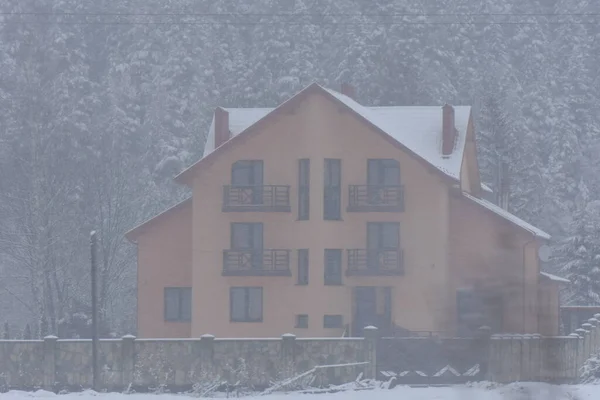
[{"x1": 175, "y1": 84, "x2": 472, "y2": 185}]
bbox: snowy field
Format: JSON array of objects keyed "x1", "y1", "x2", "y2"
[{"x1": 1, "y1": 383, "x2": 600, "y2": 400}]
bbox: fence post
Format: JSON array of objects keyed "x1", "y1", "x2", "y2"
[
  {"x1": 363, "y1": 326, "x2": 378, "y2": 380},
  {"x1": 575, "y1": 328, "x2": 587, "y2": 372},
  {"x1": 594, "y1": 315, "x2": 600, "y2": 352},
  {"x1": 582, "y1": 323, "x2": 593, "y2": 360},
  {"x1": 199, "y1": 334, "x2": 215, "y2": 376},
  {"x1": 509, "y1": 335, "x2": 522, "y2": 382},
  {"x1": 587, "y1": 319, "x2": 598, "y2": 354},
  {"x1": 486, "y1": 335, "x2": 502, "y2": 382},
  {"x1": 521, "y1": 334, "x2": 533, "y2": 381},
  {"x1": 531, "y1": 334, "x2": 542, "y2": 381},
  {"x1": 121, "y1": 335, "x2": 136, "y2": 389},
  {"x1": 569, "y1": 333, "x2": 580, "y2": 380},
  {"x1": 476, "y1": 326, "x2": 492, "y2": 378},
  {"x1": 43, "y1": 335, "x2": 58, "y2": 391},
  {"x1": 589, "y1": 318, "x2": 600, "y2": 354},
  {"x1": 281, "y1": 333, "x2": 296, "y2": 373}
]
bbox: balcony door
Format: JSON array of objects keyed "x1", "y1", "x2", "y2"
[
  {"x1": 367, "y1": 222, "x2": 400, "y2": 272},
  {"x1": 367, "y1": 159, "x2": 400, "y2": 205},
  {"x1": 232, "y1": 160, "x2": 263, "y2": 205},
  {"x1": 231, "y1": 223, "x2": 263, "y2": 270},
  {"x1": 368, "y1": 159, "x2": 400, "y2": 186}
]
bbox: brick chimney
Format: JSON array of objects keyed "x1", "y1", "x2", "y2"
[
  {"x1": 341, "y1": 82, "x2": 356, "y2": 100},
  {"x1": 214, "y1": 107, "x2": 230, "y2": 149},
  {"x1": 442, "y1": 104, "x2": 456, "y2": 156}
]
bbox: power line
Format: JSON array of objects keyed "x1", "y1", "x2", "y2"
[
  {"x1": 0, "y1": 20, "x2": 598, "y2": 27},
  {"x1": 1, "y1": 11, "x2": 600, "y2": 17},
  {"x1": 1, "y1": 11, "x2": 599, "y2": 26}
]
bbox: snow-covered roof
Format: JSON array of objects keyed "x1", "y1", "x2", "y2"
[
  {"x1": 481, "y1": 183, "x2": 493, "y2": 193},
  {"x1": 540, "y1": 272, "x2": 570, "y2": 284},
  {"x1": 125, "y1": 197, "x2": 192, "y2": 241},
  {"x1": 202, "y1": 84, "x2": 471, "y2": 181},
  {"x1": 462, "y1": 192, "x2": 551, "y2": 240}
]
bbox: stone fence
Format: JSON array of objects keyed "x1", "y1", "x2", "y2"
[
  {"x1": 0, "y1": 331, "x2": 377, "y2": 392},
  {"x1": 2, "y1": 316, "x2": 600, "y2": 392},
  {"x1": 487, "y1": 313, "x2": 600, "y2": 383}
]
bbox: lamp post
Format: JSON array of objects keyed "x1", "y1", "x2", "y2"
[{"x1": 90, "y1": 230, "x2": 99, "y2": 390}]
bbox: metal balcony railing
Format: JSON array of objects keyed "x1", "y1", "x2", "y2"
[
  {"x1": 223, "y1": 185, "x2": 291, "y2": 212},
  {"x1": 347, "y1": 185, "x2": 404, "y2": 212},
  {"x1": 347, "y1": 249, "x2": 404, "y2": 276},
  {"x1": 223, "y1": 249, "x2": 292, "y2": 276}
]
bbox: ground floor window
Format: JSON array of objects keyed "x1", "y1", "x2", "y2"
[
  {"x1": 230, "y1": 287, "x2": 263, "y2": 322},
  {"x1": 164, "y1": 287, "x2": 192, "y2": 322}
]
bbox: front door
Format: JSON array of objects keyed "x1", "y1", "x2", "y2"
[
  {"x1": 457, "y1": 288, "x2": 504, "y2": 336},
  {"x1": 353, "y1": 287, "x2": 392, "y2": 336}
]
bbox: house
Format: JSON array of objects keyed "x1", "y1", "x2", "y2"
[{"x1": 126, "y1": 82, "x2": 565, "y2": 339}]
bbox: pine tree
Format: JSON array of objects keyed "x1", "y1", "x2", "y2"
[
  {"x1": 0, "y1": 0, "x2": 599, "y2": 336},
  {"x1": 23, "y1": 324, "x2": 32, "y2": 340},
  {"x1": 477, "y1": 93, "x2": 518, "y2": 201},
  {"x1": 39, "y1": 316, "x2": 49, "y2": 339},
  {"x1": 559, "y1": 200, "x2": 600, "y2": 305},
  {"x1": 3, "y1": 322, "x2": 9, "y2": 340}
]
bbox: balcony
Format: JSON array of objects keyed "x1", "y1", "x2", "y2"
[
  {"x1": 347, "y1": 185, "x2": 404, "y2": 212},
  {"x1": 347, "y1": 249, "x2": 404, "y2": 276},
  {"x1": 223, "y1": 185, "x2": 291, "y2": 212},
  {"x1": 223, "y1": 249, "x2": 292, "y2": 276}
]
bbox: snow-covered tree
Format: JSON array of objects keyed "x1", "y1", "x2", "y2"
[
  {"x1": 3, "y1": 322, "x2": 9, "y2": 340},
  {"x1": 23, "y1": 324, "x2": 32, "y2": 340},
  {"x1": 0, "y1": 0, "x2": 599, "y2": 332},
  {"x1": 559, "y1": 201, "x2": 600, "y2": 305}
]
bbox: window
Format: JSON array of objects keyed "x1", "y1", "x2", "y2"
[
  {"x1": 367, "y1": 159, "x2": 400, "y2": 186},
  {"x1": 231, "y1": 223, "x2": 263, "y2": 249},
  {"x1": 367, "y1": 222, "x2": 400, "y2": 250},
  {"x1": 298, "y1": 159, "x2": 310, "y2": 220},
  {"x1": 231, "y1": 160, "x2": 263, "y2": 204},
  {"x1": 230, "y1": 287, "x2": 263, "y2": 322},
  {"x1": 164, "y1": 287, "x2": 192, "y2": 322},
  {"x1": 231, "y1": 160, "x2": 264, "y2": 186},
  {"x1": 324, "y1": 249, "x2": 342, "y2": 285},
  {"x1": 367, "y1": 222, "x2": 400, "y2": 271},
  {"x1": 231, "y1": 223, "x2": 263, "y2": 269},
  {"x1": 297, "y1": 249, "x2": 309, "y2": 285},
  {"x1": 324, "y1": 159, "x2": 341, "y2": 220},
  {"x1": 367, "y1": 159, "x2": 401, "y2": 206},
  {"x1": 296, "y1": 314, "x2": 308, "y2": 328},
  {"x1": 324, "y1": 315, "x2": 343, "y2": 328}
]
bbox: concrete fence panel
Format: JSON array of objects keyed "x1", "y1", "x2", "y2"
[
  {"x1": 0, "y1": 334, "x2": 374, "y2": 392},
  {"x1": 3, "y1": 319, "x2": 600, "y2": 391},
  {"x1": 0, "y1": 340, "x2": 44, "y2": 389}
]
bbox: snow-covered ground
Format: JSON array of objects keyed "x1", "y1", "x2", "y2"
[{"x1": 1, "y1": 383, "x2": 599, "y2": 400}]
